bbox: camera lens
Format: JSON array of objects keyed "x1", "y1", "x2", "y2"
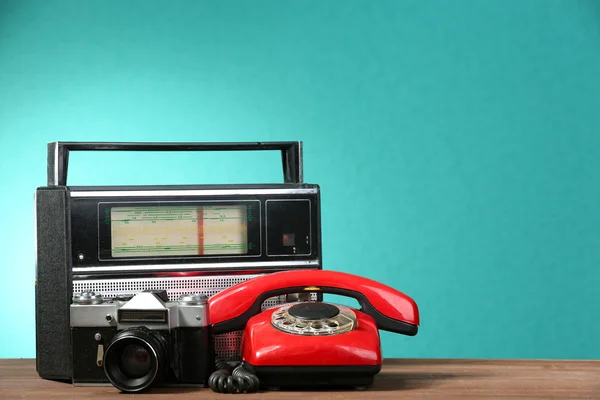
[
  {"x1": 119, "y1": 344, "x2": 152, "y2": 379},
  {"x1": 103, "y1": 327, "x2": 168, "y2": 393}
]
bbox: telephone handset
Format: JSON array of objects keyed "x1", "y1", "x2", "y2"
[
  {"x1": 208, "y1": 269, "x2": 420, "y2": 393},
  {"x1": 210, "y1": 269, "x2": 419, "y2": 335}
]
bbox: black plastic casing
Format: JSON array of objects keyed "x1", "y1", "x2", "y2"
[{"x1": 243, "y1": 363, "x2": 381, "y2": 389}]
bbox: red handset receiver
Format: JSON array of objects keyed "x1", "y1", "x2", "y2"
[{"x1": 209, "y1": 269, "x2": 419, "y2": 336}]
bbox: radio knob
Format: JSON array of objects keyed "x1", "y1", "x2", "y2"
[
  {"x1": 178, "y1": 293, "x2": 208, "y2": 305},
  {"x1": 73, "y1": 290, "x2": 103, "y2": 305}
]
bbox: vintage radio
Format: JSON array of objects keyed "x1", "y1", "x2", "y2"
[{"x1": 35, "y1": 141, "x2": 322, "y2": 381}]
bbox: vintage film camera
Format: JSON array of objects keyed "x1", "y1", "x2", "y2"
[
  {"x1": 35, "y1": 141, "x2": 322, "y2": 382},
  {"x1": 70, "y1": 290, "x2": 212, "y2": 391}
]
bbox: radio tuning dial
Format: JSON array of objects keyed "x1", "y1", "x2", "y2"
[
  {"x1": 73, "y1": 290, "x2": 103, "y2": 305},
  {"x1": 178, "y1": 293, "x2": 208, "y2": 305}
]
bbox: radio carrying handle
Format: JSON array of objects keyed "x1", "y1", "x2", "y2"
[{"x1": 46, "y1": 141, "x2": 303, "y2": 186}]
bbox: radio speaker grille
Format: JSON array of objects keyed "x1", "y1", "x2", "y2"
[{"x1": 72, "y1": 273, "x2": 291, "y2": 360}]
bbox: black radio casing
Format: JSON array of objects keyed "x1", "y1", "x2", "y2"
[{"x1": 35, "y1": 142, "x2": 322, "y2": 382}]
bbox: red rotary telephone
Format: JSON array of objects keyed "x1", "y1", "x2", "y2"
[{"x1": 207, "y1": 269, "x2": 420, "y2": 393}]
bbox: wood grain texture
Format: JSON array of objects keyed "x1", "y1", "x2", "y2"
[{"x1": 0, "y1": 359, "x2": 599, "y2": 399}]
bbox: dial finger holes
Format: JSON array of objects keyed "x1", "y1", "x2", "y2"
[{"x1": 270, "y1": 302, "x2": 357, "y2": 336}]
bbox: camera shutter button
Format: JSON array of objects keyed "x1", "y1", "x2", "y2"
[
  {"x1": 73, "y1": 290, "x2": 103, "y2": 305},
  {"x1": 178, "y1": 293, "x2": 208, "y2": 305}
]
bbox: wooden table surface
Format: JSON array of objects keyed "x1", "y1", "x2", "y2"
[{"x1": 0, "y1": 358, "x2": 598, "y2": 399}]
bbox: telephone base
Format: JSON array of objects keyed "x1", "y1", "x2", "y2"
[{"x1": 243, "y1": 363, "x2": 381, "y2": 389}]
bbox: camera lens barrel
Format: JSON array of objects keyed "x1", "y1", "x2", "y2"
[{"x1": 103, "y1": 327, "x2": 168, "y2": 393}]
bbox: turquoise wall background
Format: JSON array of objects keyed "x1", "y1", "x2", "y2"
[{"x1": 1, "y1": 0, "x2": 599, "y2": 360}]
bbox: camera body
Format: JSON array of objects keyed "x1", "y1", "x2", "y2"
[{"x1": 70, "y1": 290, "x2": 212, "y2": 392}]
